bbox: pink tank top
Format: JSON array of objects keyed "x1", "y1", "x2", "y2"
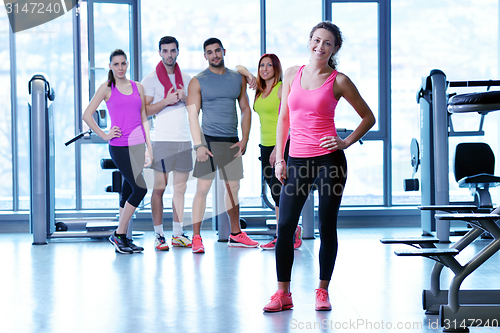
[
  {"x1": 106, "y1": 80, "x2": 145, "y2": 147},
  {"x1": 287, "y1": 65, "x2": 338, "y2": 158}
]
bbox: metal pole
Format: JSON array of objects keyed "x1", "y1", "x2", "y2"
[
  {"x1": 430, "y1": 71, "x2": 450, "y2": 242},
  {"x1": 9, "y1": 24, "x2": 18, "y2": 211},
  {"x1": 30, "y1": 76, "x2": 49, "y2": 245},
  {"x1": 419, "y1": 73, "x2": 435, "y2": 236},
  {"x1": 260, "y1": 0, "x2": 266, "y2": 55},
  {"x1": 216, "y1": 171, "x2": 230, "y2": 242},
  {"x1": 73, "y1": 3, "x2": 83, "y2": 210}
]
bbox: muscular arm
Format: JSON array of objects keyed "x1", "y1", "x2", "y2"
[
  {"x1": 144, "y1": 86, "x2": 179, "y2": 116},
  {"x1": 145, "y1": 95, "x2": 163, "y2": 116},
  {"x1": 235, "y1": 76, "x2": 252, "y2": 155},
  {"x1": 236, "y1": 65, "x2": 257, "y2": 90},
  {"x1": 186, "y1": 77, "x2": 203, "y2": 146},
  {"x1": 186, "y1": 77, "x2": 212, "y2": 161}
]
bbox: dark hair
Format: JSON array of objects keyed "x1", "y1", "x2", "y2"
[
  {"x1": 255, "y1": 53, "x2": 283, "y2": 100},
  {"x1": 203, "y1": 37, "x2": 224, "y2": 52},
  {"x1": 108, "y1": 49, "x2": 127, "y2": 87},
  {"x1": 309, "y1": 21, "x2": 343, "y2": 70},
  {"x1": 158, "y1": 36, "x2": 179, "y2": 51}
]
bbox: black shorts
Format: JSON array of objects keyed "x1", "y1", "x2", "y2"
[
  {"x1": 192, "y1": 135, "x2": 244, "y2": 181},
  {"x1": 151, "y1": 141, "x2": 193, "y2": 173}
]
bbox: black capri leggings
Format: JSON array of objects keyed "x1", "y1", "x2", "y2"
[
  {"x1": 276, "y1": 150, "x2": 347, "y2": 282},
  {"x1": 109, "y1": 144, "x2": 148, "y2": 208}
]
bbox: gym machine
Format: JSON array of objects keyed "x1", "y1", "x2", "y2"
[
  {"x1": 405, "y1": 69, "x2": 500, "y2": 242},
  {"x1": 29, "y1": 74, "x2": 118, "y2": 244}
]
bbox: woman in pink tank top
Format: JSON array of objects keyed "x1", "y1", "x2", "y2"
[
  {"x1": 264, "y1": 22, "x2": 376, "y2": 312},
  {"x1": 82, "y1": 49, "x2": 153, "y2": 254}
]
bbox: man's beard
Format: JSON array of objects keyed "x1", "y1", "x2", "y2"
[{"x1": 210, "y1": 59, "x2": 224, "y2": 68}]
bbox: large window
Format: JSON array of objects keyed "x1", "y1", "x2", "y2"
[
  {"x1": 1, "y1": 1, "x2": 499, "y2": 215},
  {"x1": 79, "y1": 0, "x2": 135, "y2": 209},
  {"x1": 141, "y1": 0, "x2": 261, "y2": 209},
  {"x1": 330, "y1": 1, "x2": 384, "y2": 205},
  {"x1": 0, "y1": 9, "x2": 12, "y2": 210},
  {"x1": 11, "y1": 10, "x2": 76, "y2": 210},
  {"x1": 391, "y1": 0, "x2": 499, "y2": 205},
  {"x1": 325, "y1": 0, "x2": 387, "y2": 205}
]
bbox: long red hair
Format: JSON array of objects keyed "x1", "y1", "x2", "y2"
[{"x1": 255, "y1": 53, "x2": 283, "y2": 100}]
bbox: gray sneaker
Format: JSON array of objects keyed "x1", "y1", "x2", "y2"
[{"x1": 108, "y1": 232, "x2": 133, "y2": 254}]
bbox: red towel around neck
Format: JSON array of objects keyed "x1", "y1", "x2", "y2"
[{"x1": 155, "y1": 61, "x2": 184, "y2": 98}]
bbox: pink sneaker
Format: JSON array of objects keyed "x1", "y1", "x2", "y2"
[
  {"x1": 192, "y1": 235, "x2": 205, "y2": 253},
  {"x1": 315, "y1": 288, "x2": 331, "y2": 311},
  {"x1": 260, "y1": 237, "x2": 277, "y2": 250},
  {"x1": 228, "y1": 231, "x2": 259, "y2": 248},
  {"x1": 263, "y1": 290, "x2": 293, "y2": 312},
  {"x1": 294, "y1": 225, "x2": 303, "y2": 249}
]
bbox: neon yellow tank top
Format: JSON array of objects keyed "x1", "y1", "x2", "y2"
[{"x1": 253, "y1": 81, "x2": 282, "y2": 146}]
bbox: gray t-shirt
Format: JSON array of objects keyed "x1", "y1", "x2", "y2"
[{"x1": 196, "y1": 68, "x2": 242, "y2": 137}]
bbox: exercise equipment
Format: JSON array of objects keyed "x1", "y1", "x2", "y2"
[
  {"x1": 29, "y1": 74, "x2": 117, "y2": 244},
  {"x1": 454, "y1": 142, "x2": 500, "y2": 209},
  {"x1": 408, "y1": 70, "x2": 500, "y2": 242},
  {"x1": 382, "y1": 205, "x2": 500, "y2": 332},
  {"x1": 29, "y1": 74, "x2": 56, "y2": 244}
]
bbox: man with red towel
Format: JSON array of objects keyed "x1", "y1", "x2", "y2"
[{"x1": 141, "y1": 36, "x2": 193, "y2": 251}]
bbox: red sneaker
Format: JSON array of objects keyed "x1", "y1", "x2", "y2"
[
  {"x1": 315, "y1": 288, "x2": 331, "y2": 311},
  {"x1": 260, "y1": 238, "x2": 277, "y2": 250},
  {"x1": 263, "y1": 290, "x2": 293, "y2": 312},
  {"x1": 228, "y1": 231, "x2": 259, "y2": 248},
  {"x1": 192, "y1": 235, "x2": 205, "y2": 253},
  {"x1": 294, "y1": 225, "x2": 303, "y2": 249}
]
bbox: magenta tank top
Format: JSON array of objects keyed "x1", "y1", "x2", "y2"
[
  {"x1": 106, "y1": 80, "x2": 145, "y2": 147},
  {"x1": 287, "y1": 65, "x2": 338, "y2": 158}
]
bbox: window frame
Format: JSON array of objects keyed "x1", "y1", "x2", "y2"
[{"x1": 323, "y1": 0, "x2": 392, "y2": 206}]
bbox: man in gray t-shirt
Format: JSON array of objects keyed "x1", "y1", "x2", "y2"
[{"x1": 187, "y1": 37, "x2": 259, "y2": 253}]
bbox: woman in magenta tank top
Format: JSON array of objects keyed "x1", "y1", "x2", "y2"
[
  {"x1": 82, "y1": 49, "x2": 153, "y2": 254},
  {"x1": 264, "y1": 22, "x2": 376, "y2": 312}
]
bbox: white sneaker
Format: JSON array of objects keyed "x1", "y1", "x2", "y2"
[{"x1": 171, "y1": 234, "x2": 192, "y2": 247}]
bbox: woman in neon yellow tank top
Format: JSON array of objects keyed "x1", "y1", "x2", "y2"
[{"x1": 238, "y1": 54, "x2": 302, "y2": 250}]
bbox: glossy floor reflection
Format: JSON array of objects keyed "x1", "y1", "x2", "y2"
[{"x1": 1, "y1": 228, "x2": 500, "y2": 333}]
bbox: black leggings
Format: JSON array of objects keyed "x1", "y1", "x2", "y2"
[
  {"x1": 276, "y1": 150, "x2": 347, "y2": 282},
  {"x1": 109, "y1": 144, "x2": 147, "y2": 208},
  {"x1": 260, "y1": 140, "x2": 290, "y2": 207}
]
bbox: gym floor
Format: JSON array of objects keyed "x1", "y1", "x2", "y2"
[{"x1": 1, "y1": 227, "x2": 499, "y2": 333}]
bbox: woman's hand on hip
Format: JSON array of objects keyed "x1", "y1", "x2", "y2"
[
  {"x1": 104, "y1": 126, "x2": 122, "y2": 141},
  {"x1": 319, "y1": 135, "x2": 348, "y2": 150}
]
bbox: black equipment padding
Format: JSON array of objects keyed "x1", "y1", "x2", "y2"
[
  {"x1": 100, "y1": 158, "x2": 117, "y2": 170},
  {"x1": 449, "y1": 90, "x2": 500, "y2": 105}
]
